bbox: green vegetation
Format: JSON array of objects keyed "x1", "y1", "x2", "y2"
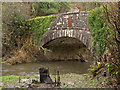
[
  {"x1": 32, "y1": 2, "x2": 70, "y2": 16},
  {"x1": 2, "y1": 2, "x2": 30, "y2": 53},
  {"x1": 3, "y1": 15, "x2": 57, "y2": 64},
  {"x1": 1, "y1": 75, "x2": 39, "y2": 88},
  {"x1": 87, "y1": 6, "x2": 111, "y2": 56},
  {"x1": 83, "y1": 2, "x2": 101, "y2": 11},
  {"x1": 89, "y1": 62, "x2": 101, "y2": 75},
  {"x1": 2, "y1": 2, "x2": 60, "y2": 64},
  {"x1": 87, "y1": 2, "x2": 120, "y2": 87},
  {"x1": 2, "y1": 2, "x2": 61, "y2": 52},
  {"x1": 2, "y1": 2, "x2": 70, "y2": 64},
  {"x1": 2, "y1": 75, "x2": 19, "y2": 82},
  {"x1": 26, "y1": 15, "x2": 57, "y2": 45},
  {"x1": 73, "y1": 2, "x2": 101, "y2": 11}
]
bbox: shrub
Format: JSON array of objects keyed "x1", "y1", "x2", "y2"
[
  {"x1": 2, "y1": 2, "x2": 30, "y2": 55},
  {"x1": 87, "y1": 6, "x2": 112, "y2": 57}
]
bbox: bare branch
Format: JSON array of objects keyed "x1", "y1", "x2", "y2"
[{"x1": 103, "y1": 4, "x2": 119, "y2": 42}]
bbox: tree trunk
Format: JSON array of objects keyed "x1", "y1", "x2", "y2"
[
  {"x1": 39, "y1": 68, "x2": 53, "y2": 84},
  {"x1": 118, "y1": 1, "x2": 120, "y2": 63},
  {"x1": 117, "y1": 1, "x2": 120, "y2": 84}
]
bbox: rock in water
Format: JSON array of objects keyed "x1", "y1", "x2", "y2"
[{"x1": 39, "y1": 68, "x2": 53, "y2": 84}]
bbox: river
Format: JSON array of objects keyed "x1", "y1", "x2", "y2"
[{"x1": 2, "y1": 61, "x2": 91, "y2": 76}]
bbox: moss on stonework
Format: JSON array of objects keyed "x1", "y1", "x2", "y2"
[{"x1": 26, "y1": 15, "x2": 58, "y2": 46}]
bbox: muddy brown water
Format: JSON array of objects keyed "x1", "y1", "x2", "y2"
[{"x1": 2, "y1": 61, "x2": 91, "y2": 76}]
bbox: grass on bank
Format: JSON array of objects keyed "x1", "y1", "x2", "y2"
[{"x1": 1, "y1": 73, "x2": 108, "y2": 88}]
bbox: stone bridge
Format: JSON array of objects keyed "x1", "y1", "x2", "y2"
[
  {"x1": 41, "y1": 11, "x2": 91, "y2": 50},
  {"x1": 39, "y1": 11, "x2": 92, "y2": 61}
]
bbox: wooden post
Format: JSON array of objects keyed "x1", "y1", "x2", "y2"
[
  {"x1": 54, "y1": 70, "x2": 57, "y2": 86},
  {"x1": 19, "y1": 77, "x2": 20, "y2": 83},
  {"x1": 57, "y1": 71, "x2": 60, "y2": 86}
]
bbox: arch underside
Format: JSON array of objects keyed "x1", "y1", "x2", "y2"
[
  {"x1": 41, "y1": 30, "x2": 91, "y2": 50},
  {"x1": 43, "y1": 37, "x2": 86, "y2": 50},
  {"x1": 41, "y1": 37, "x2": 91, "y2": 61}
]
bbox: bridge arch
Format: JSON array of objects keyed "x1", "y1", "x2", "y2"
[
  {"x1": 38, "y1": 11, "x2": 93, "y2": 61},
  {"x1": 40, "y1": 30, "x2": 91, "y2": 50}
]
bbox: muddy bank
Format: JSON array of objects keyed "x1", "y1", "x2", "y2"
[{"x1": 1, "y1": 73, "x2": 108, "y2": 88}]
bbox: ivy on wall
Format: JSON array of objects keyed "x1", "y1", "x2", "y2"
[
  {"x1": 26, "y1": 15, "x2": 57, "y2": 45},
  {"x1": 87, "y1": 6, "x2": 112, "y2": 57}
]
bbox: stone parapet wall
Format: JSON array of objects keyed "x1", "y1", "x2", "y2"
[{"x1": 47, "y1": 11, "x2": 89, "y2": 31}]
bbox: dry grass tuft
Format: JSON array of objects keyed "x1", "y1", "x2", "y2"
[{"x1": 5, "y1": 45, "x2": 43, "y2": 65}]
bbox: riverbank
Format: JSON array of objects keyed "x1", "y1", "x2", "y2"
[{"x1": 1, "y1": 73, "x2": 108, "y2": 88}]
